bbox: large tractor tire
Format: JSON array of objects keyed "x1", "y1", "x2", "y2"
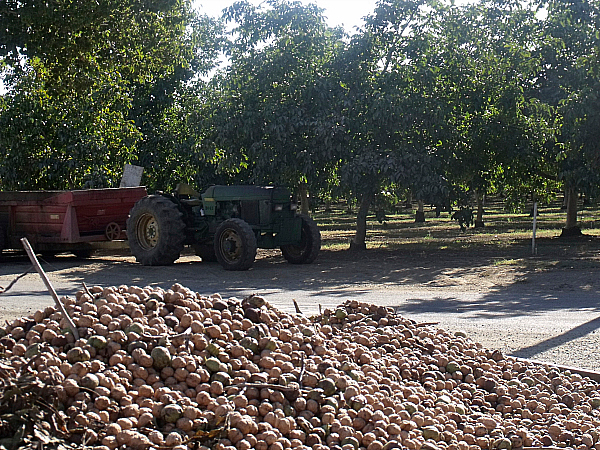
[
  {"x1": 214, "y1": 218, "x2": 257, "y2": 271},
  {"x1": 127, "y1": 195, "x2": 186, "y2": 265},
  {"x1": 281, "y1": 214, "x2": 321, "y2": 264}
]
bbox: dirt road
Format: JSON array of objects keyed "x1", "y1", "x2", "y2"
[{"x1": 2, "y1": 242, "x2": 600, "y2": 370}]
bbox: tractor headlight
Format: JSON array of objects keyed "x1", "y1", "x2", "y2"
[{"x1": 274, "y1": 204, "x2": 284, "y2": 211}]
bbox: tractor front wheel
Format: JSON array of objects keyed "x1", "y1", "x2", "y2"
[
  {"x1": 214, "y1": 219, "x2": 257, "y2": 271},
  {"x1": 127, "y1": 195, "x2": 186, "y2": 265},
  {"x1": 281, "y1": 214, "x2": 321, "y2": 264}
]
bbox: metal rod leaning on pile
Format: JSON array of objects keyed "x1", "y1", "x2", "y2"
[{"x1": 20, "y1": 237, "x2": 80, "y2": 341}]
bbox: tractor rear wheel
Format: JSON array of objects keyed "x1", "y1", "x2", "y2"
[
  {"x1": 127, "y1": 195, "x2": 186, "y2": 265},
  {"x1": 214, "y1": 218, "x2": 257, "y2": 271},
  {"x1": 281, "y1": 214, "x2": 321, "y2": 264}
]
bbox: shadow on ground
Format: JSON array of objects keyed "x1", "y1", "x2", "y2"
[{"x1": 2, "y1": 235, "x2": 599, "y2": 312}]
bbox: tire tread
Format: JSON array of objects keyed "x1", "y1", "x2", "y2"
[
  {"x1": 126, "y1": 195, "x2": 186, "y2": 266},
  {"x1": 281, "y1": 214, "x2": 321, "y2": 264},
  {"x1": 214, "y1": 218, "x2": 257, "y2": 271}
]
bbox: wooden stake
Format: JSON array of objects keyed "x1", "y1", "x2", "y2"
[
  {"x1": 515, "y1": 356, "x2": 600, "y2": 383},
  {"x1": 20, "y1": 238, "x2": 79, "y2": 341},
  {"x1": 293, "y1": 299, "x2": 303, "y2": 315},
  {"x1": 532, "y1": 202, "x2": 538, "y2": 255}
]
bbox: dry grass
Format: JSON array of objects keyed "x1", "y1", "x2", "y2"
[{"x1": 312, "y1": 198, "x2": 600, "y2": 263}]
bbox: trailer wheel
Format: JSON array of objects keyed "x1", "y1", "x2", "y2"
[
  {"x1": 127, "y1": 195, "x2": 186, "y2": 265},
  {"x1": 214, "y1": 218, "x2": 257, "y2": 271},
  {"x1": 281, "y1": 214, "x2": 321, "y2": 264},
  {"x1": 105, "y1": 222, "x2": 122, "y2": 241}
]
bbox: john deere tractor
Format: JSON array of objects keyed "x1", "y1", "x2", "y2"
[{"x1": 126, "y1": 184, "x2": 320, "y2": 270}]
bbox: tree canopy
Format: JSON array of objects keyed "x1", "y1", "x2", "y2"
[
  {"x1": 210, "y1": 0, "x2": 347, "y2": 205},
  {"x1": 0, "y1": 0, "x2": 222, "y2": 190}
]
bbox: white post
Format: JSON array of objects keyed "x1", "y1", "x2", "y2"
[
  {"x1": 120, "y1": 164, "x2": 144, "y2": 187},
  {"x1": 532, "y1": 202, "x2": 538, "y2": 255}
]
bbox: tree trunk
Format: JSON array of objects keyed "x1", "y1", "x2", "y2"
[
  {"x1": 475, "y1": 192, "x2": 485, "y2": 228},
  {"x1": 298, "y1": 184, "x2": 310, "y2": 216},
  {"x1": 350, "y1": 191, "x2": 374, "y2": 251},
  {"x1": 346, "y1": 198, "x2": 353, "y2": 214},
  {"x1": 415, "y1": 199, "x2": 425, "y2": 223},
  {"x1": 561, "y1": 186, "x2": 582, "y2": 237},
  {"x1": 404, "y1": 191, "x2": 413, "y2": 208}
]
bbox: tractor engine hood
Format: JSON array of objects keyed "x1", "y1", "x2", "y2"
[{"x1": 201, "y1": 185, "x2": 292, "y2": 203}]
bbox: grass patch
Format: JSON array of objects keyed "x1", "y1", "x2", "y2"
[{"x1": 493, "y1": 258, "x2": 521, "y2": 266}]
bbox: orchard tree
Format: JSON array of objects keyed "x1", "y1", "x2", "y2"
[
  {"x1": 537, "y1": 0, "x2": 600, "y2": 235},
  {"x1": 337, "y1": 0, "x2": 448, "y2": 249},
  {"x1": 212, "y1": 0, "x2": 347, "y2": 214},
  {"x1": 127, "y1": 12, "x2": 226, "y2": 191},
  {"x1": 0, "y1": 0, "x2": 196, "y2": 95},
  {"x1": 0, "y1": 72, "x2": 139, "y2": 189},
  {"x1": 434, "y1": 0, "x2": 553, "y2": 227},
  {"x1": 0, "y1": 0, "x2": 222, "y2": 190}
]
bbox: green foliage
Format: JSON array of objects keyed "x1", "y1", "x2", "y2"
[
  {"x1": 211, "y1": 0, "x2": 347, "y2": 195},
  {"x1": 0, "y1": 0, "x2": 224, "y2": 190},
  {"x1": 0, "y1": 74, "x2": 139, "y2": 189},
  {"x1": 530, "y1": 0, "x2": 600, "y2": 224},
  {"x1": 451, "y1": 207, "x2": 474, "y2": 232},
  {"x1": 0, "y1": 0, "x2": 196, "y2": 93},
  {"x1": 337, "y1": 0, "x2": 449, "y2": 204},
  {"x1": 1, "y1": 0, "x2": 600, "y2": 239},
  {"x1": 543, "y1": 0, "x2": 600, "y2": 181},
  {"x1": 432, "y1": 0, "x2": 552, "y2": 209}
]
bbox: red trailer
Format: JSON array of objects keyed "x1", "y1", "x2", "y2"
[{"x1": 0, "y1": 187, "x2": 147, "y2": 256}]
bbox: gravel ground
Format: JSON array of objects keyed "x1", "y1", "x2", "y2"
[{"x1": 1, "y1": 241, "x2": 600, "y2": 371}]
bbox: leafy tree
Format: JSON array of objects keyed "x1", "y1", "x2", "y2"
[
  {"x1": 434, "y1": 0, "x2": 553, "y2": 227},
  {"x1": 336, "y1": 0, "x2": 448, "y2": 249},
  {"x1": 1, "y1": 0, "x2": 195, "y2": 94},
  {"x1": 0, "y1": 0, "x2": 223, "y2": 190},
  {"x1": 0, "y1": 73, "x2": 139, "y2": 189},
  {"x1": 537, "y1": 0, "x2": 600, "y2": 234},
  {"x1": 212, "y1": 0, "x2": 347, "y2": 213},
  {"x1": 126, "y1": 12, "x2": 226, "y2": 191}
]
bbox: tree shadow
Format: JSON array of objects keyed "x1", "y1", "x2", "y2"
[{"x1": 393, "y1": 271, "x2": 600, "y2": 319}]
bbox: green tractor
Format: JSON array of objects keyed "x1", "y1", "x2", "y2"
[{"x1": 126, "y1": 184, "x2": 320, "y2": 270}]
